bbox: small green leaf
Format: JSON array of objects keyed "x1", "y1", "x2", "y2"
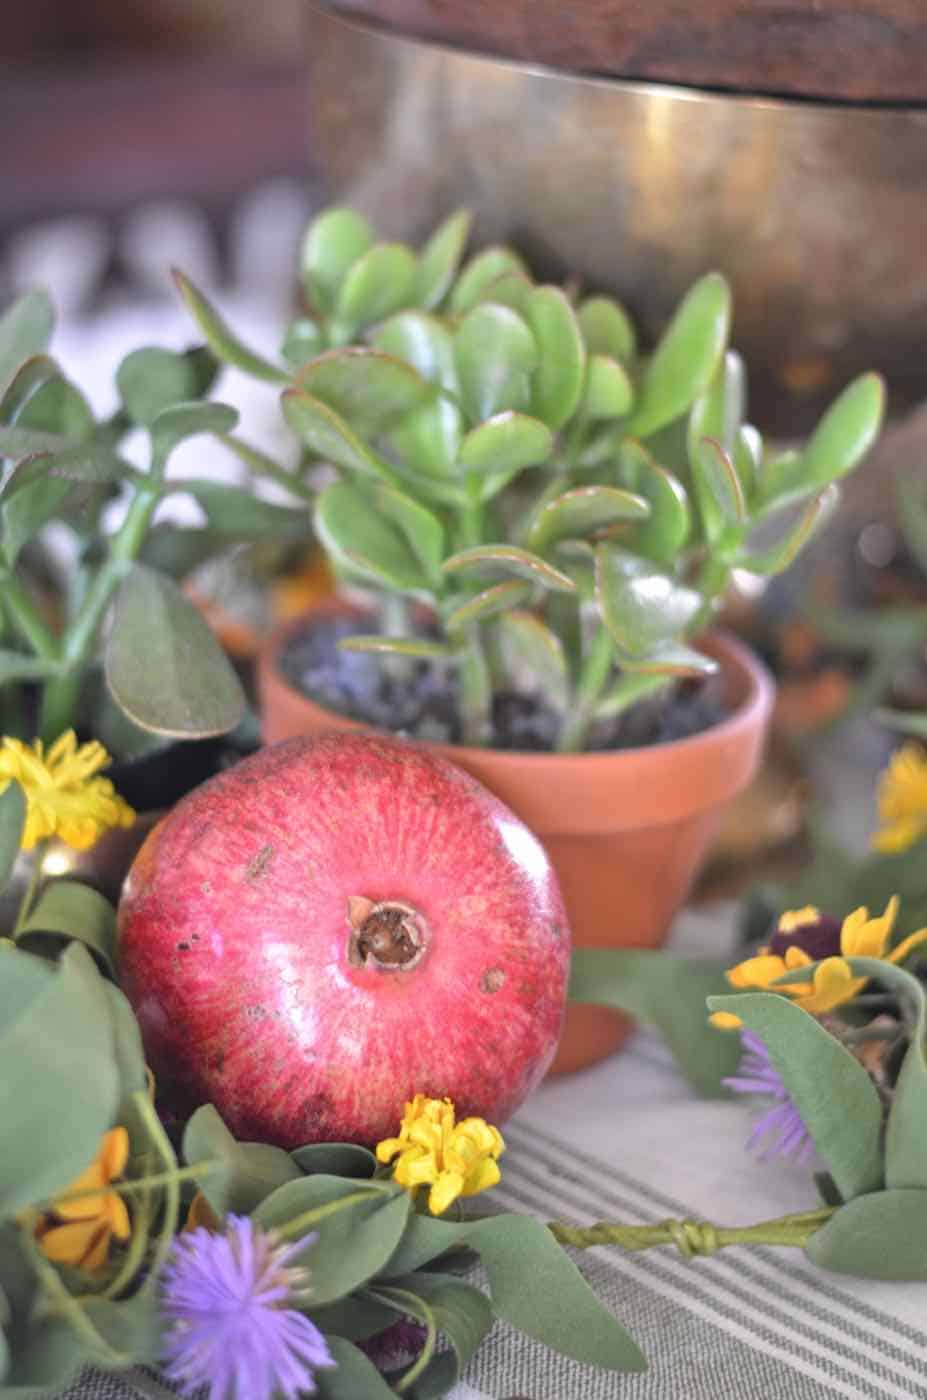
[
  {"x1": 443, "y1": 544, "x2": 576, "y2": 593},
  {"x1": 281, "y1": 388, "x2": 387, "y2": 480},
  {"x1": 686, "y1": 349, "x2": 744, "y2": 522},
  {"x1": 453, "y1": 304, "x2": 537, "y2": 422},
  {"x1": 15, "y1": 881, "x2": 117, "y2": 975},
  {"x1": 621, "y1": 444, "x2": 691, "y2": 564},
  {"x1": 739, "y1": 486, "x2": 838, "y2": 576},
  {"x1": 315, "y1": 481, "x2": 430, "y2": 593},
  {"x1": 0, "y1": 782, "x2": 25, "y2": 889},
  {"x1": 458, "y1": 412, "x2": 553, "y2": 477},
  {"x1": 338, "y1": 635, "x2": 453, "y2": 659},
  {"x1": 0, "y1": 425, "x2": 68, "y2": 460},
  {"x1": 448, "y1": 246, "x2": 528, "y2": 316},
  {"x1": 445, "y1": 580, "x2": 532, "y2": 631},
  {"x1": 618, "y1": 641, "x2": 718, "y2": 677},
  {"x1": 254, "y1": 1177, "x2": 411, "y2": 1306},
  {"x1": 183, "y1": 1105, "x2": 302, "y2": 1216},
  {"x1": 476, "y1": 270, "x2": 534, "y2": 316},
  {"x1": 496, "y1": 611, "x2": 569, "y2": 705},
  {"x1": 333, "y1": 244, "x2": 419, "y2": 339},
  {"x1": 897, "y1": 476, "x2": 927, "y2": 576},
  {"x1": 569, "y1": 948, "x2": 740, "y2": 1096},
  {"x1": 627, "y1": 274, "x2": 731, "y2": 440},
  {"x1": 805, "y1": 1190, "x2": 927, "y2": 1280},
  {"x1": 290, "y1": 1144, "x2": 377, "y2": 1178},
  {"x1": 0, "y1": 353, "x2": 59, "y2": 421},
  {"x1": 149, "y1": 401, "x2": 238, "y2": 473},
  {"x1": 595, "y1": 545, "x2": 701, "y2": 655},
  {"x1": 105, "y1": 564, "x2": 246, "y2": 738},
  {"x1": 371, "y1": 312, "x2": 457, "y2": 390},
  {"x1": 797, "y1": 372, "x2": 885, "y2": 491},
  {"x1": 733, "y1": 422, "x2": 761, "y2": 503},
  {"x1": 300, "y1": 208, "x2": 374, "y2": 314},
  {"x1": 0, "y1": 651, "x2": 61, "y2": 685},
  {"x1": 16, "y1": 374, "x2": 95, "y2": 441},
  {"x1": 526, "y1": 286, "x2": 585, "y2": 430},
  {"x1": 416, "y1": 209, "x2": 472, "y2": 310},
  {"x1": 692, "y1": 436, "x2": 747, "y2": 529},
  {"x1": 389, "y1": 398, "x2": 464, "y2": 480},
  {"x1": 173, "y1": 271, "x2": 287, "y2": 383},
  {"x1": 298, "y1": 350, "x2": 432, "y2": 437},
  {"x1": 281, "y1": 317, "x2": 324, "y2": 367},
  {"x1": 0, "y1": 291, "x2": 54, "y2": 401},
  {"x1": 578, "y1": 295, "x2": 636, "y2": 363},
  {"x1": 527, "y1": 485, "x2": 650, "y2": 554},
  {"x1": 707, "y1": 989, "x2": 884, "y2": 1200},
  {"x1": 116, "y1": 347, "x2": 200, "y2": 426},
  {"x1": 374, "y1": 483, "x2": 445, "y2": 584},
  {"x1": 582, "y1": 354, "x2": 634, "y2": 419}
]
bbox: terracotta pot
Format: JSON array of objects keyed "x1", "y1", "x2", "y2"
[{"x1": 257, "y1": 608, "x2": 774, "y2": 1074}]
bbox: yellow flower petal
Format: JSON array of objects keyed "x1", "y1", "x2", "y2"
[
  {"x1": 99, "y1": 1127, "x2": 130, "y2": 1181},
  {"x1": 709, "y1": 1011, "x2": 742, "y2": 1031},
  {"x1": 376, "y1": 1097, "x2": 504, "y2": 1214},
  {"x1": 840, "y1": 897, "x2": 899, "y2": 959},
  {"x1": 428, "y1": 1171, "x2": 465, "y2": 1217},
  {"x1": 874, "y1": 745, "x2": 927, "y2": 854},
  {"x1": 461, "y1": 1157, "x2": 501, "y2": 1197},
  {"x1": 39, "y1": 1218, "x2": 106, "y2": 1269},
  {"x1": 887, "y1": 926, "x2": 927, "y2": 966},
  {"x1": 726, "y1": 954, "x2": 789, "y2": 989},
  {"x1": 0, "y1": 732, "x2": 134, "y2": 853},
  {"x1": 779, "y1": 957, "x2": 867, "y2": 1015}
]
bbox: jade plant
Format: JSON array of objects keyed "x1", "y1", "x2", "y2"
[
  {"x1": 0, "y1": 290, "x2": 308, "y2": 754},
  {"x1": 178, "y1": 207, "x2": 887, "y2": 751}
]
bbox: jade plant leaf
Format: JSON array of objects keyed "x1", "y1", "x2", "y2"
[
  {"x1": 301, "y1": 207, "x2": 375, "y2": 314},
  {"x1": 282, "y1": 317, "x2": 324, "y2": 367},
  {"x1": 526, "y1": 286, "x2": 585, "y2": 430},
  {"x1": 373, "y1": 483, "x2": 445, "y2": 585},
  {"x1": 897, "y1": 475, "x2": 927, "y2": 575},
  {"x1": 443, "y1": 544, "x2": 576, "y2": 593},
  {"x1": 733, "y1": 423, "x2": 761, "y2": 503},
  {"x1": 707, "y1": 989, "x2": 884, "y2": 1201},
  {"x1": 620, "y1": 444, "x2": 690, "y2": 563},
  {"x1": 338, "y1": 635, "x2": 452, "y2": 660},
  {"x1": 0, "y1": 651, "x2": 61, "y2": 685},
  {"x1": 458, "y1": 412, "x2": 553, "y2": 477},
  {"x1": 476, "y1": 270, "x2": 534, "y2": 316},
  {"x1": 626, "y1": 273, "x2": 731, "y2": 440},
  {"x1": 761, "y1": 372, "x2": 885, "y2": 509},
  {"x1": 254, "y1": 1177, "x2": 411, "y2": 1307},
  {"x1": 578, "y1": 295, "x2": 636, "y2": 364},
  {"x1": 691, "y1": 436, "x2": 747, "y2": 532},
  {"x1": 15, "y1": 881, "x2": 117, "y2": 975},
  {"x1": 0, "y1": 781, "x2": 25, "y2": 889},
  {"x1": 117, "y1": 346, "x2": 209, "y2": 426},
  {"x1": 739, "y1": 486, "x2": 838, "y2": 576},
  {"x1": 298, "y1": 350, "x2": 432, "y2": 438},
  {"x1": 390, "y1": 399, "x2": 464, "y2": 481},
  {"x1": 0, "y1": 443, "x2": 136, "y2": 507},
  {"x1": 805, "y1": 1189, "x2": 927, "y2": 1280},
  {"x1": 448, "y1": 246, "x2": 528, "y2": 316},
  {"x1": 453, "y1": 304, "x2": 538, "y2": 422},
  {"x1": 416, "y1": 209, "x2": 472, "y2": 310},
  {"x1": 281, "y1": 388, "x2": 390, "y2": 481},
  {"x1": 183, "y1": 1105, "x2": 302, "y2": 1216},
  {"x1": 164, "y1": 479, "x2": 306, "y2": 539},
  {"x1": 173, "y1": 271, "x2": 287, "y2": 383},
  {"x1": 149, "y1": 401, "x2": 239, "y2": 474},
  {"x1": 0, "y1": 425, "x2": 68, "y2": 461},
  {"x1": 0, "y1": 291, "x2": 54, "y2": 401},
  {"x1": 105, "y1": 564, "x2": 246, "y2": 737},
  {"x1": 0, "y1": 353, "x2": 59, "y2": 423},
  {"x1": 15, "y1": 374, "x2": 94, "y2": 441},
  {"x1": 582, "y1": 354, "x2": 634, "y2": 419},
  {"x1": 595, "y1": 545, "x2": 701, "y2": 656},
  {"x1": 527, "y1": 485, "x2": 650, "y2": 554},
  {"x1": 616, "y1": 642, "x2": 717, "y2": 677},
  {"x1": 333, "y1": 244, "x2": 419, "y2": 341},
  {"x1": 316, "y1": 480, "x2": 431, "y2": 593},
  {"x1": 372, "y1": 312, "x2": 457, "y2": 390},
  {"x1": 445, "y1": 580, "x2": 532, "y2": 631},
  {"x1": 686, "y1": 349, "x2": 745, "y2": 509},
  {"x1": 496, "y1": 611, "x2": 569, "y2": 706}
]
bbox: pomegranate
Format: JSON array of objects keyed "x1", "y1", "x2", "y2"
[{"x1": 116, "y1": 733, "x2": 569, "y2": 1148}]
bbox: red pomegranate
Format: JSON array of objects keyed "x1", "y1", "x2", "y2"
[{"x1": 117, "y1": 733, "x2": 569, "y2": 1148}]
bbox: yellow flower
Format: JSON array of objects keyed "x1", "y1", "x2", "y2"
[
  {"x1": 874, "y1": 744, "x2": 927, "y2": 853},
  {"x1": 376, "y1": 1095, "x2": 505, "y2": 1217},
  {"x1": 0, "y1": 730, "x2": 135, "y2": 851},
  {"x1": 36, "y1": 1127, "x2": 132, "y2": 1273}
]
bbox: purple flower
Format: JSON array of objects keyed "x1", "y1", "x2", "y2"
[
  {"x1": 161, "y1": 1214, "x2": 336, "y2": 1400},
  {"x1": 723, "y1": 1030, "x2": 815, "y2": 1163},
  {"x1": 361, "y1": 1316, "x2": 428, "y2": 1370}
]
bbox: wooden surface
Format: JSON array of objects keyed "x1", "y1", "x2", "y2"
[{"x1": 325, "y1": 0, "x2": 927, "y2": 101}]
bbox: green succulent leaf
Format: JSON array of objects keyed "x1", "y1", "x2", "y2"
[
  {"x1": 686, "y1": 348, "x2": 745, "y2": 495},
  {"x1": 692, "y1": 436, "x2": 747, "y2": 531},
  {"x1": 582, "y1": 354, "x2": 634, "y2": 419},
  {"x1": 595, "y1": 670, "x2": 674, "y2": 720},
  {"x1": 620, "y1": 443, "x2": 691, "y2": 564},
  {"x1": 281, "y1": 317, "x2": 324, "y2": 367},
  {"x1": 454, "y1": 304, "x2": 538, "y2": 422},
  {"x1": 0, "y1": 291, "x2": 54, "y2": 402},
  {"x1": 897, "y1": 475, "x2": 927, "y2": 576},
  {"x1": 496, "y1": 611, "x2": 569, "y2": 706},
  {"x1": 301, "y1": 207, "x2": 375, "y2": 314},
  {"x1": 254, "y1": 1176, "x2": 410, "y2": 1307},
  {"x1": 389, "y1": 398, "x2": 465, "y2": 480},
  {"x1": 443, "y1": 544, "x2": 576, "y2": 593},
  {"x1": 15, "y1": 374, "x2": 95, "y2": 441},
  {"x1": 733, "y1": 423, "x2": 761, "y2": 503},
  {"x1": 371, "y1": 312, "x2": 457, "y2": 391},
  {"x1": 373, "y1": 482, "x2": 445, "y2": 584},
  {"x1": 476, "y1": 270, "x2": 534, "y2": 316},
  {"x1": 117, "y1": 347, "x2": 201, "y2": 427},
  {"x1": 0, "y1": 353, "x2": 60, "y2": 423},
  {"x1": 338, "y1": 635, "x2": 453, "y2": 659},
  {"x1": 333, "y1": 244, "x2": 419, "y2": 340},
  {"x1": 105, "y1": 563, "x2": 246, "y2": 737},
  {"x1": 149, "y1": 401, "x2": 239, "y2": 474},
  {"x1": 569, "y1": 948, "x2": 741, "y2": 1096},
  {"x1": 626, "y1": 274, "x2": 731, "y2": 440},
  {"x1": 525, "y1": 286, "x2": 585, "y2": 430},
  {"x1": 707, "y1": 989, "x2": 883, "y2": 1201},
  {"x1": 458, "y1": 412, "x2": 553, "y2": 477},
  {"x1": 173, "y1": 271, "x2": 286, "y2": 383},
  {"x1": 281, "y1": 387, "x2": 389, "y2": 481},
  {"x1": 448, "y1": 246, "x2": 528, "y2": 316},
  {"x1": 298, "y1": 350, "x2": 432, "y2": 438},
  {"x1": 617, "y1": 641, "x2": 718, "y2": 677},
  {"x1": 595, "y1": 545, "x2": 702, "y2": 655},
  {"x1": 761, "y1": 373, "x2": 885, "y2": 509},
  {"x1": 0, "y1": 781, "x2": 25, "y2": 889},
  {"x1": 15, "y1": 881, "x2": 117, "y2": 975},
  {"x1": 577, "y1": 295, "x2": 636, "y2": 364},
  {"x1": 416, "y1": 209, "x2": 472, "y2": 310},
  {"x1": 0, "y1": 651, "x2": 62, "y2": 685},
  {"x1": 739, "y1": 485, "x2": 839, "y2": 576},
  {"x1": 805, "y1": 1189, "x2": 927, "y2": 1280},
  {"x1": 163, "y1": 479, "x2": 306, "y2": 539},
  {"x1": 0, "y1": 443, "x2": 134, "y2": 506},
  {"x1": 0, "y1": 425, "x2": 68, "y2": 460},
  {"x1": 445, "y1": 580, "x2": 532, "y2": 631},
  {"x1": 315, "y1": 480, "x2": 431, "y2": 593},
  {"x1": 183, "y1": 1105, "x2": 302, "y2": 1216},
  {"x1": 527, "y1": 484, "x2": 650, "y2": 554}
]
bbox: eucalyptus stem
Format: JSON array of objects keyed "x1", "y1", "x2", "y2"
[
  {"x1": 556, "y1": 624, "x2": 614, "y2": 753},
  {"x1": 276, "y1": 1188, "x2": 390, "y2": 1241},
  {"x1": 548, "y1": 1206, "x2": 834, "y2": 1257}
]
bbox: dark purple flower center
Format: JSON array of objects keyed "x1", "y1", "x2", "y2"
[{"x1": 767, "y1": 913, "x2": 842, "y2": 962}]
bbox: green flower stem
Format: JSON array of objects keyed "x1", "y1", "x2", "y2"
[
  {"x1": 457, "y1": 623, "x2": 492, "y2": 747},
  {"x1": 0, "y1": 573, "x2": 61, "y2": 661},
  {"x1": 275, "y1": 1187, "x2": 393, "y2": 1241},
  {"x1": 556, "y1": 624, "x2": 614, "y2": 753},
  {"x1": 41, "y1": 1160, "x2": 220, "y2": 1215},
  {"x1": 548, "y1": 1206, "x2": 835, "y2": 1257},
  {"x1": 19, "y1": 1220, "x2": 133, "y2": 1368}
]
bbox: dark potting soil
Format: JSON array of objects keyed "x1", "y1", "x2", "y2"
[{"x1": 280, "y1": 616, "x2": 729, "y2": 752}]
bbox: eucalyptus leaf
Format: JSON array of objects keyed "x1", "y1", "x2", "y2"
[
  {"x1": 105, "y1": 564, "x2": 246, "y2": 738},
  {"x1": 445, "y1": 580, "x2": 532, "y2": 631},
  {"x1": 496, "y1": 612, "x2": 568, "y2": 705},
  {"x1": 626, "y1": 274, "x2": 731, "y2": 439},
  {"x1": 416, "y1": 210, "x2": 472, "y2": 310},
  {"x1": 149, "y1": 401, "x2": 238, "y2": 473},
  {"x1": 314, "y1": 1335, "x2": 398, "y2": 1400},
  {"x1": 298, "y1": 350, "x2": 432, "y2": 437},
  {"x1": 254, "y1": 1176, "x2": 410, "y2": 1307},
  {"x1": 526, "y1": 286, "x2": 585, "y2": 430},
  {"x1": 15, "y1": 881, "x2": 117, "y2": 975},
  {"x1": 290, "y1": 1144, "x2": 377, "y2": 1178},
  {"x1": 527, "y1": 485, "x2": 650, "y2": 554},
  {"x1": 173, "y1": 271, "x2": 287, "y2": 383},
  {"x1": 308, "y1": 1293, "x2": 397, "y2": 1343},
  {"x1": 0, "y1": 292, "x2": 54, "y2": 402},
  {"x1": 453, "y1": 304, "x2": 537, "y2": 422},
  {"x1": 301, "y1": 207, "x2": 375, "y2": 314},
  {"x1": 458, "y1": 412, "x2": 553, "y2": 477},
  {"x1": 578, "y1": 295, "x2": 636, "y2": 364},
  {"x1": 448, "y1": 247, "x2": 528, "y2": 316},
  {"x1": 805, "y1": 1189, "x2": 927, "y2": 1280},
  {"x1": 595, "y1": 546, "x2": 701, "y2": 655},
  {"x1": 706, "y1": 990, "x2": 883, "y2": 1201},
  {"x1": 443, "y1": 544, "x2": 576, "y2": 593},
  {"x1": 333, "y1": 244, "x2": 419, "y2": 340},
  {"x1": 316, "y1": 481, "x2": 431, "y2": 593},
  {"x1": 183, "y1": 1105, "x2": 302, "y2": 1216},
  {"x1": 0, "y1": 782, "x2": 25, "y2": 889}
]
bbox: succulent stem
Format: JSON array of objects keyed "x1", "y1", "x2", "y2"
[{"x1": 556, "y1": 624, "x2": 614, "y2": 753}]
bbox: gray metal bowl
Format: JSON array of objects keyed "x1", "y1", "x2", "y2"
[{"x1": 305, "y1": 4, "x2": 927, "y2": 433}]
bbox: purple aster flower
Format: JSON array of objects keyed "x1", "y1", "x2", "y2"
[
  {"x1": 161, "y1": 1214, "x2": 336, "y2": 1400},
  {"x1": 361, "y1": 1316, "x2": 428, "y2": 1370},
  {"x1": 723, "y1": 1030, "x2": 815, "y2": 1163}
]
